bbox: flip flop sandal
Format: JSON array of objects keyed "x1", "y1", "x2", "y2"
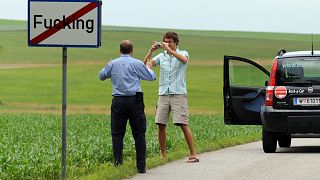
[{"x1": 187, "y1": 157, "x2": 199, "y2": 163}]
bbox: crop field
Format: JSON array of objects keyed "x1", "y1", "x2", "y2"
[
  {"x1": 0, "y1": 19, "x2": 318, "y2": 179},
  {"x1": 0, "y1": 114, "x2": 261, "y2": 179}
]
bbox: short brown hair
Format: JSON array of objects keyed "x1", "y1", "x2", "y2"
[
  {"x1": 163, "y1": 31, "x2": 179, "y2": 45},
  {"x1": 120, "y1": 40, "x2": 133, "y2": 54}
]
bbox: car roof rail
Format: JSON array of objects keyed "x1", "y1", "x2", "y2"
[{"x1": 277, "y1": 48, "x2": 287, "y2": 56}]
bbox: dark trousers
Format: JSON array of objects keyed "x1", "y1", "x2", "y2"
[{"x1": 111, "y1": 94, "x2": 146, "y2": 170}]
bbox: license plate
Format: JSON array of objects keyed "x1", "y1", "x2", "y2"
[{"x1": 293, "y1": 97, "x2": 320, "y2": 106}]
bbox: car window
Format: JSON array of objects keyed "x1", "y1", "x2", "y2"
[
  {"x1": 277, "y1": 58, "x2": 320, "y2": 85},
  {"x1": 229, "y1": 60, "x2": 269, "y2": 87}
]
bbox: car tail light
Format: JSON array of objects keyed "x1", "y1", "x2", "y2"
[
  {"x1": 265, "y1": 86, "x2": 274, "y2": 106},
  {"x1": 265, "y1": 59, "x2": 278, "y2": 106}
]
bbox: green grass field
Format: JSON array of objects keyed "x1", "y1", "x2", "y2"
[
  {"x1": 0, "y1": 19, "x2": 318, "y2": 179},
  {"x1": 0, "y1": 114, "x2": 261, "y2": 179},
  {"x1": 1, "y1": 20, "x2": 317, "y2": 114}
]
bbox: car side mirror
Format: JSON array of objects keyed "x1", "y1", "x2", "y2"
[{"x1": 265, "y1": 80, "x2": 269, "y2": 86}]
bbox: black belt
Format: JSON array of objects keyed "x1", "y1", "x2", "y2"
[
  {"x1": 113, "y1": 96, "x2": 136, "y2": 99},
  {"x1": 113, "y1": 92, "x2": 143, "y2": 102}
]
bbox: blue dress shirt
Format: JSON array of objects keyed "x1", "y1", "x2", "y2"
[{"x1": 98, "y1": 54, "x2": 156, "y2": 96}]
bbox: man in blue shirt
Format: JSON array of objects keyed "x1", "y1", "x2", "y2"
[
  {"x1": 143, "y1": 32, "x2": 198, "y2": 163},
  {"x1": 99, "y1": 40, "x2": 156, "y2": 173}
]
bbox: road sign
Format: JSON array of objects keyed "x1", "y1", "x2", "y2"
[{"x1": 28, "y1": 0, "x2": 101, "y2": 47}]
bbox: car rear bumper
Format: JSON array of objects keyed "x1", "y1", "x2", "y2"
[{"x1": 261, "y1": 106, "x2": 320, "y2": 133}]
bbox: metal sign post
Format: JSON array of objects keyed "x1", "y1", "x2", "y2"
[
  {"x1": 61, "y1": 47, "x2": 67, "y2": 179},
  {"x1": 28, "y1": 0, "x2": 102, "y2": 179}
]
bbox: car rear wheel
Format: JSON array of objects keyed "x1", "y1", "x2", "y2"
[
  {"x1": 262, "y1": 127, "x2": 277, "y2": 153},
  {"x1": 278, "y1": 134, "x2": 291, "y2": 148}
]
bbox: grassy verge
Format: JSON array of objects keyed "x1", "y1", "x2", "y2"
[{"x1": 0, "y1": 114, "x2": 261, "y2": 179}]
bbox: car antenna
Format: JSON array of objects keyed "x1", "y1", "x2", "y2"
[{"x1": 311, "y1": 33, "x2": 314, "y2": 56}]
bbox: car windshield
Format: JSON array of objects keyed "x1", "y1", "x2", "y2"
[{"x1": 277, "y1": 58, "x2": 320, "y2": 85}]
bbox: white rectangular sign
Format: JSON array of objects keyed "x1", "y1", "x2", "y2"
[{"x1": 28, "y1": 0, "x2": 101, "y2": 47}]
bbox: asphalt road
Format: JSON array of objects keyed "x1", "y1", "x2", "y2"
[{"x1": 130, "y1": 138, "x2": 320, "y2": 180}]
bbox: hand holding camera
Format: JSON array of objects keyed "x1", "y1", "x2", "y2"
[
  {"x1": 153, "y1": 41, "x2": 164, "y2": 49},
  {"x1": 149, "y1": 41, "x2": 169, "y2": 55},
  {"x1": 154, "y1": 41, "x2": 164, "y2": 48},
  {"x1": 154, "y1": 41, "x2": 170, "y2": 50}
]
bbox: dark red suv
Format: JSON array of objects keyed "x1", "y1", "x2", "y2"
[{"x1": 223, "y1": 51, "x2": 320, "y2": 153}]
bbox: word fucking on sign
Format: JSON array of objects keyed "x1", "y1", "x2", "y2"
[
  {"x1": 28, "y1": 0, "x2": 101, "y2": 47},
  {"x1": 33, "y1": 15, "x2": 95, "y2": 33}
]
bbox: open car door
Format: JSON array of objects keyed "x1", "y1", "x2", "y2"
[{"x1": 224, "y1": 56, "x2": 270, "y2": 125}]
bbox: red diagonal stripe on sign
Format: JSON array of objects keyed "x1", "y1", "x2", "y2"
[{"x1": 30, "y1": 2, "x2": 98, "y2": 45}]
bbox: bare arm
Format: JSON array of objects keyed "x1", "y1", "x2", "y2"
[
  {"x1": 167, "y1": 49, "x2": 188, "y2": 63},
  {"x1": 143, "y1": 50, "x2": 153, "y2": 65},
  {"x1": 144, "y1": 42, "x2": 158, "y2": 65},
  {"x1": 164, "y1": 43, "x2": 188, "y2": 63}
]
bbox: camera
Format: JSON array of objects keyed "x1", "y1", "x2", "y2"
[{"x1": 155, "y1": 41, "x2": 163, "y2": 48}]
